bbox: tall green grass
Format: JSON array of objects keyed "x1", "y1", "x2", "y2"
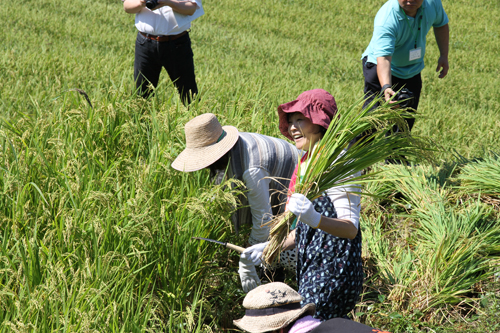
[
  {"x1": 0, "y1": 92, "x2": 249, "y2": 331},
  {"x1": 1, "y1": 0, "x2": 500, "y2": 331}
]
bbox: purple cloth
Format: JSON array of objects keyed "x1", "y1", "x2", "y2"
[{"x1": 289, "y1": 315, "x2": 321, "y2": 333}]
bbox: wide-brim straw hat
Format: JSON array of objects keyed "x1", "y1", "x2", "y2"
[
  {"x1": 233, "y1": 282, "x2": 316, "y2": 333},
  {"x1": 277, "y1": 89, "x2": 338, "y2": 141},
  {"x1": 172, "y1": 113, "x2": 239, "y2": 172}
]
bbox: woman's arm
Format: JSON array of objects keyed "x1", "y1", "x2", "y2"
[
  {"x1": 281, "y1": 229, "x2": 296, "y2": 251},
  {"x1": 319, "y1": 183, "x2": 361, "y2": 240},
  {"x1": 281, "y1": 200, "x2": 357, "y2": 246},
  {"x1": 287, "y1": 183, "x2": 361, "y2": 240},
  {"x1": 316, "y1": 217, "x2": 358, "y2": 240}
]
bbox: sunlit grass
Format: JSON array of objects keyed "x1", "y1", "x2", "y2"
[
  {"x1": 361, "y1": 162, "x2": 500, "y2": 330},
  {"x1": 1, "y1": 0, "x2": 500, "y2": 331}
]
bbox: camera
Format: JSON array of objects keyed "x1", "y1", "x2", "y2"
[
  {"x1": 145, "y1": 0, "x2": 159, "y2": 10},
  {"x1": 394, "y1": 88, "x2": 414, "y2": 108}
]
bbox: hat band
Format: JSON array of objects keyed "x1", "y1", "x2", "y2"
[
  {"x1": 216, "y1": 130, "x2": 227, "y2": 143},
  {"x1": 245, "y1": 303, "x2": 302, "y2": 317}
]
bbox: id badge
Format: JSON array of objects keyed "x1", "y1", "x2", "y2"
[{"x1": 409, "y1": 47, "x2": 422, "y2": 61}]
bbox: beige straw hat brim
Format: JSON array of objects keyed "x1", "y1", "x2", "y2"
[
  {"x1": 233, "y1": 303, "x2": 316, "y2": 333},
  {"x1": 172, "y1": 125, "x2": 239, "y2": 172}
]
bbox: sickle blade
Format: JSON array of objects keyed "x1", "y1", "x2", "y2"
[{"x1": 192, "y1": 237, "x2": 227, "y2": 246}]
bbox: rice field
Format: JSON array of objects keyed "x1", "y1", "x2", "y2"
[{"x1": 1, "y1": 0, "x2": 500, "y2": 332}]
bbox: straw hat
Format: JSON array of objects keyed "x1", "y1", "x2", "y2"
[
  {"x1": 233, "y1": 282, "x2": 316, "y2": 333},
  {"x1": 277, "y1": 89, "x2": 338, "y2": 141},
  {"x1": 172, "y1": 113, "x2": 239, "y2": 172}
]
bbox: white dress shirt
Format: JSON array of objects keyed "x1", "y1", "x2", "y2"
[{"x1": 134, "y1": 0, "x2": 203, "y2": 35}]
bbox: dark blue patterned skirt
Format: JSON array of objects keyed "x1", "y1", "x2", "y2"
[{"x1": 296, "y1": 194, "x2": 363, "y2": 320}]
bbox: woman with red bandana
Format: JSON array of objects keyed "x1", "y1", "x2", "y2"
[{"x1": 241, "y1": 89, "x2": 363, "y2": 320}]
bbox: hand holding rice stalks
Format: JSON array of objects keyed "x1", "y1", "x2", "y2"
[{"x1": 262, "y1": 98, "x2": 433, "y2": 264}]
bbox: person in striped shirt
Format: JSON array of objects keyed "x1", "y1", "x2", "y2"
[{"x1": 172, "y1": 113, "x2": 300, "y2": 291}]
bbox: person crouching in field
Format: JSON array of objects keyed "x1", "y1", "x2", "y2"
[
  {"x1": 241, "y1": 90, "x2": 363, "y2": 320},
  {"x1": 172, "y1": 113, "x2": 300, "y2": 291},
  {"x1": 233, "y1": 282, "x2": 388, "y2": 333}
]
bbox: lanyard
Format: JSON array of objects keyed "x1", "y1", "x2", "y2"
[{"x1": 400, "y1": 7, "x2": 422, "y2": 49}]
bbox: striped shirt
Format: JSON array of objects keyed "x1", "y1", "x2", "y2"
[{"x1": 229, "y1": 132, "x2": 300, "y2": 243}]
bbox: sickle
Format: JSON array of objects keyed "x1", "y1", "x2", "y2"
[{"x1": 192, "y1": 237, "x2": 246, "y2": 253}]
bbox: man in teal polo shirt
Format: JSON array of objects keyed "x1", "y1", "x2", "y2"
[{"x1": 361, "y1": 0, "x2": 449, "y2": 132}]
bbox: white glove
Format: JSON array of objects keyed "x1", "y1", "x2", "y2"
[
  {"x1": 238, "y1": 258, "x2": 261, "y2": 292},
  {"x1": 241, "y1": 242, "x2": 269, "y2": 266},
  {"x1": 287, "y1": 193, "x2": 321, "y2": 228}
]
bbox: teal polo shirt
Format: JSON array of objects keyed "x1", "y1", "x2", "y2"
[{"x1": 362, "y1": 0, "x2": 448, "y2": 79}]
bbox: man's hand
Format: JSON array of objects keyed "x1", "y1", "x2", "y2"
[
  {"x1": 376, "y1": 56, "x2": 397, "y2": 103},
  {"x1": 436, "y1": 55, "x2": 449, "y2": 78},
  {"x1": 383, "y1": 87, "x2": 396, "y2": 103},
  {"x1": 434, "y1": 24, "x2": 449, "y2": 79}
]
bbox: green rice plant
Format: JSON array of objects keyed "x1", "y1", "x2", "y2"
[
  {"x1": 152, "y1": 178, "x2": 242, "y2": 314},
  {"x1": 1, "y1": 0, "x2": 500, "y2": 330},
  {"x1": 363, "y1": 162, "x2": 461, "y2": 211},
  {"x1": 374, "y1": 163, "x2": 464, "y2": 218},
  {"x1": 361, "y1": 207, "x2": 423, "y2": 314},
  {"x1": 362, "y1": 164, "x2": 500, "y2": 322},
  {"x1": 408, "y1": 190, "x2": 500, "y2": 310},
  {"x1": 0, "y1": 88, "x2": 247, "y2": 331},
  {"x1": 166, "y1": 284, "x2": 216, "y2": 333},
  {"x1": 263, "y1": 98, "x2": 432, "y2": 264},
  {"x1": 456, "y1": 152, "x2": 500, "y2": 199},
  {"x1": 1, "y1": 229, "x2": 166, "y2": 332}
]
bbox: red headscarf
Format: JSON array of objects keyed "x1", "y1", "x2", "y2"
[{"x1": 277, "y1": 89, "x2": 338, "y2": 141}]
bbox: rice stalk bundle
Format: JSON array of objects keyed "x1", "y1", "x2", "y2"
[{"x1": 262, "y1": 97, "x2": 432, "y2": 264}]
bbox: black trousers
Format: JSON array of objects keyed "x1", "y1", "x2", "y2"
[
  {"x1": 134, "y1": 31, "x2": 198, "y2": 105},
  {"x1": 362, "y1": 56, "x2": 422, "y2": 132}
]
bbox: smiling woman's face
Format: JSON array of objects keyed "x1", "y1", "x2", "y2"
[{"x1": 287, "y1": 112, "x2": 324, "y2": 151}]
